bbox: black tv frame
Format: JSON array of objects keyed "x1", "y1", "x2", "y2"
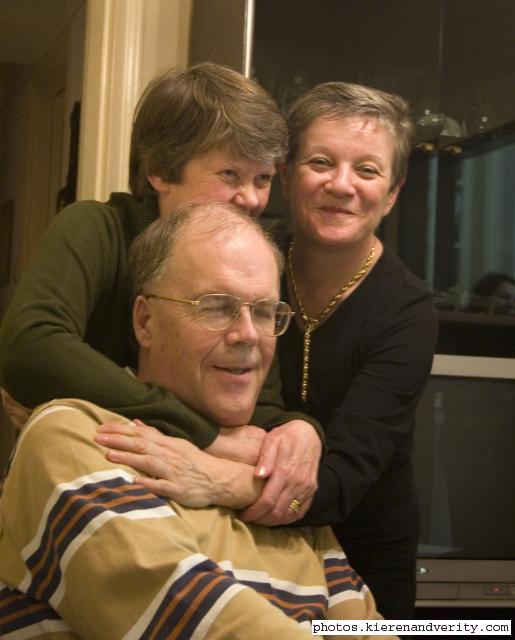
[{"x1": 415, "y1": 355, "x2": 515, "y2": 608}]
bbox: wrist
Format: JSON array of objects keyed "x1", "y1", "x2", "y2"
[{"x1": 208, "y1": 459, "x2": 264, "y2": 509}]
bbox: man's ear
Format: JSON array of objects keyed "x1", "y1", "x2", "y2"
[
  {"x1": 279, "y1": 162, "x2": 291, "y2": 201},
  {"x1": 147, "y1": 174, "x2": 170, "y2": 195},
  {"x1": 133, "y1": 295, "x2": 153, "y2": 349}
]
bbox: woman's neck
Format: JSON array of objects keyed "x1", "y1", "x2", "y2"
[{"x1": 288, "y1": 235, "x2": 382, "y2": 321}]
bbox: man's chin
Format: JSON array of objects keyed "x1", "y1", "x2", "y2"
[
  {"x1": 213, "y1": 410, "x2": 254, "y2": 428},
  {"x1": 206, "y1": 394, "x2": 256, "y2": 427}
]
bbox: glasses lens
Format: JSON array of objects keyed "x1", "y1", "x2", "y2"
[
  {"x1": 252, "y1": 299, "x2": 292, "y2": 336},
  {"x1": 195, "y1": 295, "x2": 292, "y2": 336},
  {"x1": 274, "y1": 301, "x2": 293, "y2": 336},
  {"x1": 197, "y1": 294, "x2": 239, "y2": 330}
]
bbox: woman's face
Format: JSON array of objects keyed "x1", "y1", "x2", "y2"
[{"x1": 282, "y1": 115, "x2": 400, "y2": 249}]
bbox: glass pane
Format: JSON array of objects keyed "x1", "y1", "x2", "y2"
[
  {"x1": 253, "y1": 0, "x2": 515, "y2": 357},
  {"x1": 415, "y1": 375, "x2": 515, "y2": 559}
]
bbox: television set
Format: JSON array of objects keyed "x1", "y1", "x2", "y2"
[{"x1": 414, "y1": 354, "x2": 515, "y2": 607}]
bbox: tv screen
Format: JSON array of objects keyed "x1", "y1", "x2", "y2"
[{"x1": 414, "y1": 371, "x2": 515, "y2": 561}]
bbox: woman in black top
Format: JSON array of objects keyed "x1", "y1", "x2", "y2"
[
  {"x1": 246, "y1": 81, "x2": 437, "y2": 619},
  {"x1": 94, "y1": 80, "x2": 438, "y2": 621}
]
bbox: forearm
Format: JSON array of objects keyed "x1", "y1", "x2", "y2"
[
  {"x1": 0, "y1": 293, "x2": 220, "y2": 447},
  {"x1": 1, "y1": 328, "x2": 219, "y2": 445},
  {"x1": 0, "y1": 215, "x2": 219, "y2": 446},
  {"x1": 204, "y1": 456, "x2": 264, "y2": 508},
  {"x1": 297, "y1": 297, "x2": 438, "y2": 527}
]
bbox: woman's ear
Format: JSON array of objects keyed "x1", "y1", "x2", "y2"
[
  {"x1": 132, "y1": 295, "x2": 153, "y2": 349},
  {"x1": 383, "y1": 183, "x2": 402, "y2": 217},
  {"x1": 147, "y1": 175, "x2": 170, "y2": 195}
]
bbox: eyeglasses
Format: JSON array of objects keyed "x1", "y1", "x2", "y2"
[{"x1": 145, "y1": 293, "x2": 294, "y2": 337}]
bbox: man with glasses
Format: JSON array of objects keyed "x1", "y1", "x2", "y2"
[
  {"x1": 0, "y1": 62, "x2": 322, "y2": 521},
  {"x1": 0, "y1": 203, "x2": 392, "y2": 640}
]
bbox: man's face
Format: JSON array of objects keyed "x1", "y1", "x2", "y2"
[
  {"x1": 134, "y1": 228, "x2": 278, "y2": 426},
  {"x1": 150, "y1": 148, "x2": 276, "y2": 218}
]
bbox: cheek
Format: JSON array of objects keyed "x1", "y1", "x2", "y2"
[
  {"x1": 294, "y1": 172, "x2": 320, "y2": 201},
  {"x1": 196, "y1": 335, "x2": 224, "y2": 368},
  {"x1": 259, "y1": 340, "x2": 276, "y2": 371},
  {"x1": 361, "y1": 185, "x2": 390, "y2": 210},
  {"x1": 255, "y1": 187, "x2": 271, "y2": 213},
  {"x1": 188, "y1": 176, "x2": 226, "y2": 202}
]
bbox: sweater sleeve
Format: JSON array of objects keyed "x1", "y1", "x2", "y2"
[
  {"x1": 299, "y1": 291, "x2": 437, "y2": 526},
  {"x1": 0, "y1": 202, "x2": 320, "y2": 447},
  {"x1": 0, "y1": 203, "x2": 220, "y2": 447}
]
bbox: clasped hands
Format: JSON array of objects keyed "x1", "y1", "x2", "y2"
[{"x1": 95, "y1": 418, "x2": 322, "y2": 526}]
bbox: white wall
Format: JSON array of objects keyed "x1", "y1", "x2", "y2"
[{"x1": 78, "y1": 0, "x2": 193, "y2": 200}]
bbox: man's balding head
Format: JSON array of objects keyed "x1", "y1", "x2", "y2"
[{"x1": 130, "y1": 202, "x2": 288, "y2": 426}]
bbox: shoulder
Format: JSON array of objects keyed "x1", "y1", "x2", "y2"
[
  {"x1": 24, "y1": 398, "x2": 125, "y2": 430},
  {"x1": 362, "y1": 249, "x2": 435, "y2": 316},
  {"x1": 375, "y1": 249, "x2": 432, "y2": 299},
  {"x1": 40, "y1": 198, "x2": 124, "y2": 249},
  {"x1": 52, "y1": 193, "x2": 137, "y2": 230},
  {"x1": 15, "y1": 399, "x2": 127, "y2": 454},
  {"x1": 38, "y1": 193, "x2": 156, "y2": 255},
  {"x1": 353, "y1": 249, "x2": 437, "y2": 339}
]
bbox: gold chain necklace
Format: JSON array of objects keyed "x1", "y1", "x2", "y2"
[{"x1": 287, "y1": 241, "x2": 376, "y2": 402}]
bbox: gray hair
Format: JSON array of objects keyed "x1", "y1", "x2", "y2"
[
  {"x1": 129, "y1": 202, "x2": 284, "y2": 302},
  {"x1": 287, "y1": 81, "x2": 414, "y2": 189}
]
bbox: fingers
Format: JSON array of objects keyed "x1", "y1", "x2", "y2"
[
  {"x1": 103, "y1": 446, "x2": 170, "y2": 480},
  {"x1": 240, "y1": 419, "x2": 321, "y2": 523},
  {"x1": 95, "y1": 430, "x2": 153, "y2": 455},
  {"x1": 239, "y1": 488, "x2": 313, "y2": 526},
  {"x1": 94, "y1": 427, "x2": 175, "y2": 480},
  {"x1": 1, "y1": 387, "x2": 31, "y2": 430},
  {"x1": 251, "y1": 496, "x2": 314, "y2": 526},
  {"x1": 97, "y1": 420, "x2": 160, "y2": 440},
  {"x1": 239, "y1": 465, "x2": 314, "y2": 523},
  {"x1": 254, "y1": 433, "x2": 280, "y2": 478}
]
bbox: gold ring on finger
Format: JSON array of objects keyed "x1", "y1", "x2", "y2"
[{"x1": 289, "y1": 498, "x2": 301, "y2": 513}]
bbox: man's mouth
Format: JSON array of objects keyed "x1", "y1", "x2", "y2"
[{"x1": 214, "y1": 366, "x2": 252, "y2": 375}]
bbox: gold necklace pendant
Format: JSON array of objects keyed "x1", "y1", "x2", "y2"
[
  {"x1": 301, "y1": 318, "x2": 317, "y2": 401},
  {"x1": 288, "y1": 241, "x2": 375, "y2": 402}
]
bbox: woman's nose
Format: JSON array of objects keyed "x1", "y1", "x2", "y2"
[
  {"x1": 325, "y1": 166, "x2": 356, "y2": 196},
  {"x1": 232, "y1": 186, "x2": 261, "y2": 217}
]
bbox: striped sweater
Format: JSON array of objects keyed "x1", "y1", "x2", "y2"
[{"x1": 0, "y1": 400, "x2": 396, "y2": 639}]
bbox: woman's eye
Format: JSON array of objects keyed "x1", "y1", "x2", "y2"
[
  {"x1": 255, "y1": 174, "x2": 273, "y2": 188},
  {"x1": 307, "y1": 157, "x2": 332, "y2": 171},
  {"x1": 358, "y1": 165, "x2": 380, "y2": 177},
  {"x1": 219, "y1": 169, "x2": 239, "y2": 182}
]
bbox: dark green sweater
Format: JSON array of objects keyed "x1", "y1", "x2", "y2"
[{"x1": 0, "y1": 193, "x2": 316, "y2": 447}]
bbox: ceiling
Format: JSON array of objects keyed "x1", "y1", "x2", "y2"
[{"x1": 0, "y1": 0, "x2": 83, "y2": 66}]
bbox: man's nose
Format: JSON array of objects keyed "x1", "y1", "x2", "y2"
[{"x1": 225, "y1": 306, "x2": 260, "y2": 345}]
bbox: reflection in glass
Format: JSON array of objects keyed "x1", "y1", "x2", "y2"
[{"x1": 253, "y1": 0, "x2": 515, "y2": 358}]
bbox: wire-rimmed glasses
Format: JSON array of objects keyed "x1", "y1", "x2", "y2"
[{"x1": 145, "y1": 293, "x2": 294, "y2": 337}]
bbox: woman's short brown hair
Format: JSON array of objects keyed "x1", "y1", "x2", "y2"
[
  {"x1": 286, "y1": 82, "x2": 414, "y2": 190},
  {"x1": 129, "y1": 63, "x2": 287, "y2": 197}
]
